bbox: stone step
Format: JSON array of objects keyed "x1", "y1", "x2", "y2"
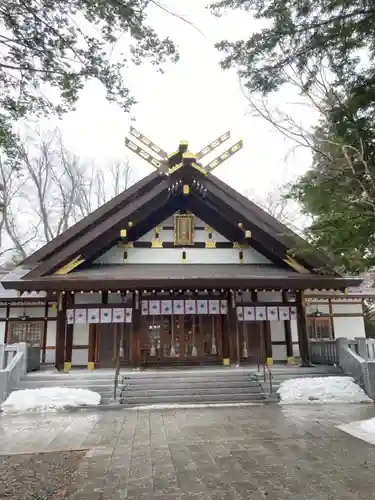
[
  {"x1": 123, "y1": 379, "x2": 259, "y2": 390},
  {"x1": 118, "y1": 392, "x2": 265, "y2": 405},
  {"x1": 120, "y1": 386, "x2": 262, "y2": 398}
]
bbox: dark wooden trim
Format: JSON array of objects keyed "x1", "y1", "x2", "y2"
[
  {"x1": 263, "y1": 321, "x2": 272, "y2": 359},
  {"x1": 4, "y1": 303, "x2": 10, "y2": 343},
  {"x1": 296, "y1": 291, "x2": 311, "y2": 365},
  {"x1": 64, "y1": 294, "x2": 74, "y2": 365},
  {"x1": 307, "y1": 300, "x2": 362, "y2": 305},
  {"x1": 282, "y1": 291, "x2": 293, "y2": 358},
  {"x1": 128, "y1": 241, "x2": 241, "y2": 249},
  {"x1": 46, "y1": 344, "x2": 89, "y2": 350},
  {"x1": 272, "y1": 341, "x2": 287, "y2": 346},
  {"x1": 42, "y1": 301, "x2": 48, "y2": 363},
  {"x1": 55, "y1": 293, "x2": 66, "y2": 371},
  {"x1": 328, "y1": 298, "x2": 335, "y2": 339},
  {"x1": 88, "y1": 324, "x2": 97, "y2": 366}
]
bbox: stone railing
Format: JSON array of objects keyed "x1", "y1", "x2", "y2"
[
  {"x1": 310, "y1": 338, "x2": 375, "y2": 400},
  {"x1": 0, "y1": 343, "x2": 28, "y2": 404}
]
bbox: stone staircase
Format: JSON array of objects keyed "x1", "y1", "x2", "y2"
[
  {"x1": 14, "y1": 368, "x2": 265, "y2": 406},
  {"x1": 12, "y1": 365, "x2": 347, "y2": 407}
]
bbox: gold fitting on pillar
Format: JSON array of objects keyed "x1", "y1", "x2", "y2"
[
  {"x1": 287, "y1": 356, "x2": 296, "y2": 365},
  {"x1": 245, "y1": 230, "x2": 252, "y2": 239},
  {"x1": 223, "y1": 358, "x2": 230, "y2": 366},
  {"x1": 266, "y1": 357, "x2": 273, "y2": 367},
  {"x1": 120, "y1": 229, "x2": 127, "y2": 238},
  {"x1": 87, "y1": 362, "x2": 95, "y2": 370},
  {"x1": 64, "y1": 361, "x2": 72, "y2": 372},
  {"x1": 183, "y1": 184, "x2": 190, "y2": 195}
]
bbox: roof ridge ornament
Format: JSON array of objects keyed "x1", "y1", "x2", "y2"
[{"x1": 124, "y1": 126, "x2": 243, "y2": 176}]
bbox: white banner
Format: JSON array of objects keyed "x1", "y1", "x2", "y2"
[
  {"x1": 279, "y1": 306, "x2": 290, "y2": 320},
  {"x1": 220, "y1": 300, "x2": 228, "y2": 315},
  {"x1": 88, "y1": 308, "x2": 100, "y2": 323},
  {"x1": 197, "y1": 299, "x2": 208, "y2": 315},
  {"x1": 244, "y1": 306, "x2": 255, "y2": 321},
  {"x1": 125, "y1": 308, "x2": 133, "y2": 323},
  {"x1": 236, "y1": 306, "x2": 244, "y2": 320},
  {"x1": 100, "y1": 308, "x2": 112, "y2": 323},
  {"x1": 161, "y1": 299, "x2": 172, "y2": 315},
  {"x1": 208, "y1": 299, "x2": 220, "y2": 315},
  {"x1": 112, "y1": 308, "x2": 125, "y2": 323},
  {"x1": 185, "y1": 299, "x2": 197, "y2": 314},
  {"x1": 75, "y1": 309, "x2": 87, "y2": 324},
  {"x1": 141, "y1": 300, "x2": 149, "y2": 316},
  {"x1": 149, "y1": 300, "x2": 161, "y2": 315},
  {"x1": 67, "y1": 309, "x2": 74, "y2": 324},
  {"x1": 173, "y1": 299, "x2": 184, "y2": 314},
  {"x1": 255, "y1": 306, "x2": 267, "y2": 320},
  {"x1": 267, "y1": 306, "x2": 279, "y2": 321}
]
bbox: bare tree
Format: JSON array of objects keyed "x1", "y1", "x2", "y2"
[
  {"x1": 0, "y1": 128, "x2": 132, "y2": 260},
  {"x1": 244, "y1": 185, "x2": 308, "y2": 235}
]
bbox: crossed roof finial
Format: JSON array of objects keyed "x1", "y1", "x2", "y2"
[{"x1": 124, "y1": 127, "x2": 243, "y2": 176}]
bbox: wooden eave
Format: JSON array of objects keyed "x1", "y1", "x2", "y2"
[{"x1": 2, "y1": 264, "x2": 361, "y2": 292}]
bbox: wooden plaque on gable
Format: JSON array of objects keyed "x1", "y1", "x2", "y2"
[{"x1": 174, "y1": 214, "x2": 195, "y2": 246}]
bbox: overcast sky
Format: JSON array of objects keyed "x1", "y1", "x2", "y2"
[{"x1": 47, "y1": 0, "x2": 316, "y2": 196}]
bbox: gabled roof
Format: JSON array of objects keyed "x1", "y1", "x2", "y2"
[{"x1": 2, "y1": 163, "x2": 361, "y2": 292}]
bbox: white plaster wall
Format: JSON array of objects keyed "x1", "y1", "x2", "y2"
[
  {"x1": 46, "y1": 321, "x2": 56, "y2": 347},
  {"x1": 333, "y1": 316, "x2": 366, "y2": 339},
  {"x1": 48, "y1": 306, "x2": 57, "y2": 318},
  {"x1": 291, "y1": 320, "x2": 300, "y2": 357},
  {"x1": 9, "y1": 306, "x2": 45, "y2": 318},
  {"x1": 331, "y1": 303, "x2": 363, "y2": 314},
  {"x1": 257, "y1": 291, "x2": 283, "y2": 302},
  {"x1": 75, "y1": 293, "x2": 102, "y2": 304},
  {"x1": 270, "y1": 321, "x2": 285, "y2": 342},
  {"x1": 0, "y1": 306, "x2": 7, "y2": 319},
  {"x1": 72, "y1": 348, "x2": 88, "y2": 366},
  {"x1": 73, "y1": 324, "x2": 89, "y2": 345},
  {"x1": 272, "y1": 344, "x2": 287, "y2": 361},
  {"x1": 0, "y1": 322, "x2": 5, "y2": 343},
  {"x1": 45, "y1": 321, "x2": 56, "y2": 363},
  {"x1": 306, "y1": 304, "x2": 330, "y2": 315}
]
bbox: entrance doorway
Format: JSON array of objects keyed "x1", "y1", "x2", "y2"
[
  {"x1": 239, "y1": 321, "x2": 265, "y2": 363},
  {"x1": 139, "y1": 315, "x2": 223, "y2": 365},
  {"x1": 95, "y1": 323, "x2": 131, "y2": 368}
]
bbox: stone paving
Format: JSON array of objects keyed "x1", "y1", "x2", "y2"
[{"x1": 1, "y1": 404, "x2": 375, "y2": 499}]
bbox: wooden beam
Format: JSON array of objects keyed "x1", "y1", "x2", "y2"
[
  {"x1": 64, "y1": 293, "x2": 74, "y2": 371},
  {"x1": 55, "y1": 293, "x2": 66, "y2": 371},
  {"x1": 282, "y1": 290, "x2": 294, "y2": 361},
  {"x1": 296, "y1": 290, "x2": 312, "y2": 366}
]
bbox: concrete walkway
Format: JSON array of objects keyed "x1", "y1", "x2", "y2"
[{"x1": 1, "y1": 404, "x2": 375, "y2": 499}]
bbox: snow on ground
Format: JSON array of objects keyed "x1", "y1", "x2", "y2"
[
  {"x1": 1, "y1": 388, "x2": 101, "y2": 413},
  {"x1": 360, "y1": 417, "x2": 375, "y2": 434},
  {"x1": 277, "y1": 376, "x2": 372, "y2": 404}
]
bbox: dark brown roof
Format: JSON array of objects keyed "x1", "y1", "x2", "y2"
[{"x1": 4, "y1": 264, "x2": 360, "y2": 291}]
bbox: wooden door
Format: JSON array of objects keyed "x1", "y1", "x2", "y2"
[{"x1": 241, "y1": 321, "x2": 263, "y2": 363}]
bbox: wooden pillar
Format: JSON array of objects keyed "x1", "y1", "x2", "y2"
[
  {"x1": 4, "y1": 303, "x2": 10, "y2": 344},
  {"x1": 222, "y1": 291, "x2": 231, "y2": 361},
  {"x1": 296, "y1": 290, "x2": 312, "y2": 366},
  {"x1": 42, "y1": 301, "x2": 49, "y2": 364},
  {"x1": 88, "y1": 324, "x2": 97, "y2": 370},
  {"x1": 282, "y1": 291, "x2": 295, "y2": 364},
  {"x1": 55, "y1": 292, "x2": 66, "y2": 371},
  {"x1": 64, "y1": 293, "x2": 74, "y2": 371},
  {"x1": 328, "y1": 298, "x2": 335, "y2": 339}
]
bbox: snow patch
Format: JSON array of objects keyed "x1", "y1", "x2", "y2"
[
  {"x1": 360, "y1": 417, "x2": 375, "y2": 434},
  {"x1": 1, "y1": 387, "x2": 101, "y2": 413},
  {"x1": 277, "y1": 376, "x2": 371, "y2": 404}
]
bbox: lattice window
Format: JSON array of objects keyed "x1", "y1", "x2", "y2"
[
  {"x1": 9, "y1": 321, "x2": 43, "y2": 346},
  {"x1": 307, "y1": 317, "x2": 332, "y2": 339}
]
